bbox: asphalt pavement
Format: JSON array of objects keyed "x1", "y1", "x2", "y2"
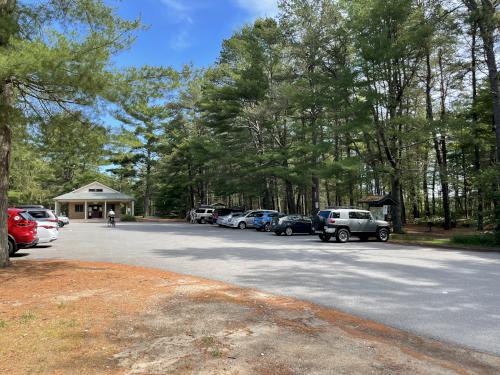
[{"x1": 22, "y1": 221, "x2": 500, "y2": 355}]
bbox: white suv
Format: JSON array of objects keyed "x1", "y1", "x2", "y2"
[
  {"x1": 194, "y1": 208, "x2": 214, "y2": 224},
  {"x1": 314, "y1": 208, "x2": 390, "y2": 243}
]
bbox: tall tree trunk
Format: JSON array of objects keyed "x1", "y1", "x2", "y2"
[
  {"x1": 465, "y1": 0, "x2": 500, "y2": 240},
  {"x1": 391, "y1": 173, "x2": 403, "y2": 233},
  {"x1": 0, "y1": 0, "x2": 16, "y2": 268},
  {"x1": 471, "y1": 21, "x2": 484, "y2": 229},
  {"x1": 423, "y1": 151, "x2": 431, "y2": 216},
  {"x1": 432, "y1": 161, "x2": 437, "y2": 215},
  {"x1": 285, "y1": 179, "x2": 296, "y2": 213},
  {"x1": 423, "y1": 51, "x2": 433, "y2": 217},
  {"x1": 434, "y1": 48, "x2": 451, "y2": 229},
  {"x1": 325, "y1": 180, "x2": 332, "y2": 207},
  {"x1": 311, "y1": 117, "x2": 320, "y2": 215},
  {"x1": 143, "y1": 161, "x2": 152, "y2": 217},
  {"x1": 0, "y1": 121, "x2": 12, "y2": 268}
]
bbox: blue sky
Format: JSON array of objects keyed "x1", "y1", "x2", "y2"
[{"x1": 108, "y1": 0, "x2": 279, "y2": 70}]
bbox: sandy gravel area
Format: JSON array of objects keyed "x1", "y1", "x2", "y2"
[{"x1": 1, "y1": 260, "x2": 499, "y2": 374}]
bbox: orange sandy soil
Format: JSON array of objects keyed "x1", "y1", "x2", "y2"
[{"x1": 1, "y1": 260, "x2": 499, "y2": 375}]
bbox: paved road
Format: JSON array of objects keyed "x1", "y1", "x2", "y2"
[{"x1": 22, "y1": 222, "x2": 500, "y2": 355}]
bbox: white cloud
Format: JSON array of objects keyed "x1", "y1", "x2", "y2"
[
  {"x1": 159, "y1": 0, "x2": 194, "y2": 23},
  {"x1": 234, "y1": 0, "x2": 279, "y2": 17},
  {"x1": 160, "y1": 0, "x2": 188, "y2": 12},
  {"x1": 169, "y1": 29, "x2": 191, "y2": 50}
]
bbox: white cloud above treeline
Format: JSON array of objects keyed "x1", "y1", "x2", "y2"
[{"x1": 234, "y1": 0, "x2": 279, "y2": 17}]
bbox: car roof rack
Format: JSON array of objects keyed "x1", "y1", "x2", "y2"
[{"x1": 16, "y1": 205, "x2": 45, "y2": 209}]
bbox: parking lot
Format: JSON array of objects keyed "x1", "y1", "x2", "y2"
[{"x1": 23, "y1": 221, "x2": 500, "y2": 355}]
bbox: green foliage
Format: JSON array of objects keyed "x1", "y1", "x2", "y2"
[
  {"x1": 451, "y1": 234, "x2": 499, "y2": 248},
  {"x1": 3, "y1": 0, "x2": 499, "y2": 243},
  {"x1": 120, "y1": 214, "x2": 137, "y2": 222}
]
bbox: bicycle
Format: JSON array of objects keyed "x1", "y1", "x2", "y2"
[{"x1": 108, "y1": 216, "x2": 116, "y2": 228}]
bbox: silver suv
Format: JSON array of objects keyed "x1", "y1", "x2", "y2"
[{"x1": 314, "y1": 208, "x2": 390, "y2": 243}]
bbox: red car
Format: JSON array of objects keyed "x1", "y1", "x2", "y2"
[{"x1": 7, "y1": 208, "x2": 38, "y2": 256}]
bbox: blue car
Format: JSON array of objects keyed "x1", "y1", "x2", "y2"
[{"x1": 254, "y1": 211, "x2": 281, "y2": 232}]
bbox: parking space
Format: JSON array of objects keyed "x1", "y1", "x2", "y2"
[{"x1": 23, "y1": 221, "x2": 500, "y2": 355}]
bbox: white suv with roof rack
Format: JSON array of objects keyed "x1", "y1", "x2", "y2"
[
  {"x1": 194, "y1": 206, "x2": 215, "y2": 224},
  {"x1": 313, "y1": 208, "x2": 390, "y2": 243}
]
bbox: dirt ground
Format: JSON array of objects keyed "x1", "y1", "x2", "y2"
[{"x1": 1, "y1": 260, "x2": 499, "y2": 375}]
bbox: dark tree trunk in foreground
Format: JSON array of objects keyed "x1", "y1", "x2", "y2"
[
  {"x1": 0, "y1": 120, "x2": 12, "y2": 268},
  {"x1": 0, "y1": 0, "x2": 17, "y2": 268}
]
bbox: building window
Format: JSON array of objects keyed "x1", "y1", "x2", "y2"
[
  {"x1": 89, "y1": 188, "x2": 103, "y2": 192},
  {"x1": 75, "y1": 204, "x2": 84, "y2": 212}
]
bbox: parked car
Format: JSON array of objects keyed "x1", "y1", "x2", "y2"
[
  {"x1": 7, "y1": 208, "x2": 38, "y2": 256},
  {"x1": 53, "y1": 211, "x2": 70, "y2": 227},
  {"x1": 217, "y1": 212, "x2": 243, "y2": 226},
  {"x1": 21, "y1": 207, "x2": 59, "y2": 245},
  {"x1": 272, "y1": 214, "x2": 314, "y2": 236},
  {"x1": 194, "y1": 207, "x2": 215, "y2": 224},
  {"x1": 313, "y1": 208, "x2": 390, "y2": 243},
  {"x1": 211, "y1": 207, "x2": 244, "y2": 224},
  {"x1": 254, "y1": 211, "x2": 282, "y2": 232},
  {"x1": 228, "y1": 210, "x2": 268, "y2": 229}
]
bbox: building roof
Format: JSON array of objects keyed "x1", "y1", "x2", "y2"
[
  {"x1": 358, "y1": 194, "x2": 397, "y2": 206},
  {"x1": 54, "y1": 181, "x2": 134, "y2": 202}
]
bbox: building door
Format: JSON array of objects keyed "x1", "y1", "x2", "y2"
[{"x1": 91, "y1": 205, "x2": 103, "y2": 219}]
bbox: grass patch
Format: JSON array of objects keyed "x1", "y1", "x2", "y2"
[
  {"x1": 391, "y1": 234, "x2": 450, "y2": 245},
  {"x1": 201, "y1": 336, "x2": 215, "y2": 346},
  {"x1": 120, "y1": 214, "x2": 137, "y2": 222},
  {"x1": 451, "y1": 234, "x2": 499, "y2": 248},
  {"x1": 0, "y1": 319, "x2": 7, "y2": 328},
  {"x1": 211, "y1": 348, "x2": 223, "y2": 358},
  {"x1": 20, "y1": 311, "x2": 36, "y2": 324}
]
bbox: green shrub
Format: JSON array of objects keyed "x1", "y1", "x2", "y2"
[
  {"x1": 120, "y1": 214, "x2": 137, "y2": 222},
  {"x1": 451, "y1": 234, "x2": 499, "y2": 248}
]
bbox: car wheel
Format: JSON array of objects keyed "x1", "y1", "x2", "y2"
[
  {"x1": 285, "y1": 227, "x2": 293, "y2": 236},
  {"x1": 359, "y1": 235, "x2": 369, "y2": 242},
  {"x1": 8, "y1": 238, "x2": 16, "y2": 256},
  {"x1": 319, "y1": 233, "x2": 331, "y2": 242},
  {"x1": 376, "y1": 228, "x2": 390, "y2": 242},
  {"x1": 264, "y1": 223, "x2": 271, "y2": 232},
  {"x1": 200, "y1": 218, "x2": 206, "y2": 224},
  {"x1": 238, "y1": 221, "x2": 246, "y2": 230},
  {"x1": 275, "y1": 231, "x2": 282, "y2": 236},
  {"x1": 336, "y1": 228, "x2": 350, "y2": 243}
]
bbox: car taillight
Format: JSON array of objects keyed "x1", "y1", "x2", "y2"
[
  {"x1": 17, "y1": 220, "x2": 32, "y2": 227},
  {"x1": 328, "y1": 218, "x2": 336, "y2": 224}
]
